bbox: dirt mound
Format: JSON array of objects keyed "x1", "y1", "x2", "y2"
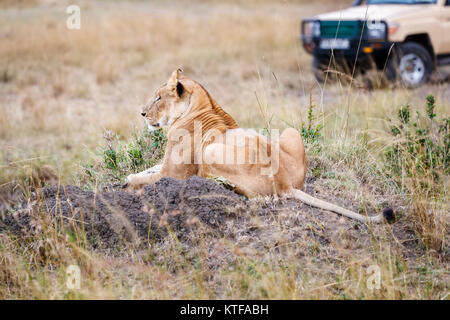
[
  {"x1": 0, "y1": 176, "x2": 417, "y2": 259},
  {"x1": 1, "y1": 176, "x2": 248, "y2": 248}
]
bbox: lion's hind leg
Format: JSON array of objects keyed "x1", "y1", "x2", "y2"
[
  {"x1": 278, "y1": 128, "x2": 307, "y2": 190},
  {"x1": 200, "y1": 142, "x2": 276, "y2": 198}
]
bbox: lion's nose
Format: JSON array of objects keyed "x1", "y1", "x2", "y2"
[{"x1": 141, "y1": 112, "x2": 146, "y2": 117}]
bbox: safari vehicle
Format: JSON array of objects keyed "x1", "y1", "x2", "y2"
[{"x1": 301, "y1": 0, "x2": 450, "y2": 87}]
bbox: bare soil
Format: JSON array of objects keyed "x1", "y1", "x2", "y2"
[{"x1": 0, "y1": 176, "x2": 420, "y2": 261}]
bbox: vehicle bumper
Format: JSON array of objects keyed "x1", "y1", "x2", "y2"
[{"x1": 302, "y1": 37, "x2": 393, "y2": 58}]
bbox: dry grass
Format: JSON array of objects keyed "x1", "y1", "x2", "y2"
[{"x1": 0, "y1": 0, "x2": 448, "y2": 299}]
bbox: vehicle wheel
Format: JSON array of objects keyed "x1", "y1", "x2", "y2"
[{"x1": 385, "y1": 42, "x2": 433, "y2": 88}]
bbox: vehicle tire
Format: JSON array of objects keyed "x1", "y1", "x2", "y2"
[{"x1": 385, "y1": 42, "x2": 433, "y2": 88}]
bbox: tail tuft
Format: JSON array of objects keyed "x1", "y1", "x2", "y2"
[{"x1": 382, "y1": 208, "x2": 395, "y2": 223}]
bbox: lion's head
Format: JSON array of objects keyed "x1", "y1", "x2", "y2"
[
  {"x1": 141, "y1": 68, "x2": 238, "y2": 134},
  {"x1": 141, "y1": 68, "x2": 190, "y2": 132}
]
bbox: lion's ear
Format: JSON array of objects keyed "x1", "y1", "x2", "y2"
[
  {"x1": 167, "y1": 68, "x2": 183, "y2": 87},
  {"x1": 168, "y1": 68, "x2": 184, "y2": 97}
]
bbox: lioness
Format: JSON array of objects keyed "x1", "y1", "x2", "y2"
[{"x1": 125, "y1": 69, "x2": 393, "y2": 224}]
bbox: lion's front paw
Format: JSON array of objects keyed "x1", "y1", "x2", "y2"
[
  {"x1": 126, "y1": 174, "x2": 134, "y2": 184},
  {"x1": 123, "y1": 174, "x2": 138, "y2": 190}
]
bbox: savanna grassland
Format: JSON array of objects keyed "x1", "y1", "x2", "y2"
[{"x1": 0, "y1": 0, "x2": 448, "y2": 299}]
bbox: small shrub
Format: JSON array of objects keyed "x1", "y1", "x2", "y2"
[
  {"x1": 301, "y1": 102, "x2": 323, "y2": 145},
  {"x1": 384, "y1": 95, "x2": 448, "y2": 251},
  {"x1": 80, "y1": 128, "x2": 167, "y2": 187},
  {"x1": 127, "y1": 146, "x2": 143, "y2": 169},
  {"x1": 103, "y1": 148, "x2": 118, "y2": 171},
  {"x1": 385, "y1": 95, "x2": 449, "y2": 187}
]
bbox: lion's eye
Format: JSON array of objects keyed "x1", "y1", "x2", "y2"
[{"x1": 155, "y1": 96, "x2": 161, "y2": 102}]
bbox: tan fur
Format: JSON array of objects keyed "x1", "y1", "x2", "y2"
[{"x1": 126, "y1": 69, "x2": 386, "y2": 224}]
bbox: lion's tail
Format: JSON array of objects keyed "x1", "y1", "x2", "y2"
[{"x1": 293, "y1": 189, "x2": 394, "y2": 224}]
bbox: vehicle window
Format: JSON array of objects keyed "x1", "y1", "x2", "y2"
[{"x1": 367, "y1": 0, "x2": 436, "y2": 4}]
